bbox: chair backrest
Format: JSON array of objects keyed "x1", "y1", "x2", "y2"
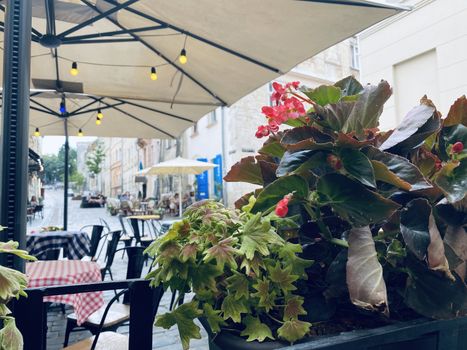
[
  {"x1": 117, "y1": 246, "x2": 146, "y2": 304},
  {"x1": 89, "y1": 225, "x2": 104, "y2": 259},
  {"x1": 104, "y1": 230, "x2": 121, "y2": 270},
  {"x1": 99, "y1": 218, "x2": 112, "y2": 233},
  {"x1": 129, "y1": 218, "x2": 142, "y2": 243}
]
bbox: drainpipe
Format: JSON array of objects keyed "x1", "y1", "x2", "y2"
[{"x1": 221, "y1": 107, "x2": 228, "y2": 207}]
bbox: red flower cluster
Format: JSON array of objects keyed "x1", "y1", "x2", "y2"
[
  {"x1": 255, "y1": 82, "x2": 306, "y2": 138},
  {"x1": 275, "y1": 194, "x2": 293, "y2": 218},
  {"x1": 451, "y1": 141, "x2": 464, "y2": 154}
]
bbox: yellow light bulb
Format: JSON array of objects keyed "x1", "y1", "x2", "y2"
[
  {"x1": 34, "y1": 128, "x2": 40, "y2": 137},
  {"x1": 95, "y1": 118, "x2": 101, "y2": 126},
  {"x1": 150, "y1": 67, "x2": 158, "y2": 81},
  {"x1": 97, "y1": 109, "x2": 104, "y2": 119},
  {"x1": 179, "y1": 49, "x2": 187, "y2": 64},
  {"x1": 70, "y1": 62, "x2": 78, "y2": 76},
  {"x1": 78, "y1": 129, "x2": 84, "y2": 137}
]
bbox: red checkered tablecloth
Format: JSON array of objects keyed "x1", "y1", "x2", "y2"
[{"x1": 26, "y1": 260, "x2": 104, "y2": 325}]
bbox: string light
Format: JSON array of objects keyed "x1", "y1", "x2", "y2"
[
  {"x1": 59, "y1": 101, "x2": 66, "y2": 114},
  {"x1": 95, "y1": 117, "x2": 101, "y2": 125},
  {"x1": 70, "y1": 61, "x2": 78, "y2": 76},
  {"x1": 97, "y1": 109, "x2": 104, "y2": 119},
  {"x1": 179, "y1": 49, "x2": 187, "y2": 64},
  {"x1": 78, "y1": 129, "x2": 84, "y2": 137},
  {"x1": 150, "y1": 67, "x2": 158, "y2": 81},
  {"x1": 34, "y1": 127, "x2": 41, "y2": 137}
]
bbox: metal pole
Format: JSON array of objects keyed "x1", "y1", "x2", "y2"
[
  {"x1": 0, "y1": 0, "x2": 32, "y2": 271},
  {"x1": 63, "y1": 119, "x2": 69, "y2": 230}
]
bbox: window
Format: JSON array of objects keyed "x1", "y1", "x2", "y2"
[
  {"x1": 192, "y1": 122, "x2": 198, "y2": 135},
  {"x1": 350, "y1": 38, "x2": 360, "y2": 70},
  {"x1": 208, "y1": 111, "x2": 217, "y2": 125}
]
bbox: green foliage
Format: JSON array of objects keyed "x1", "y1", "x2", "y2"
[
  {"x1": 146, "y1": 200, "x2": 312, "y2": 347},
  {"x1": 86, "y1": 142, "x2": 106, "y2": 177},
  {"x1": 223, "y1": 76, "x2": 467, "y2": 342},
  {"x1": 0, "y1": 233, "x2": 36, "y2": 350}
]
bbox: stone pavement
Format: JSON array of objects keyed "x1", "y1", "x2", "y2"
[{"x1": 28, "y1": 190, "x2": 209, "y2": 350}]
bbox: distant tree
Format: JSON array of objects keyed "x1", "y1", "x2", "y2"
[
  {"x1": 86, "y1": 142, "x2": 106, "y2": 178},
  {"x1": 58, "y1": 145, "x2": 77, "y2": 176},
  {"x1": 70, "y1": 172, "x2": 85, "y2": 192},
  {"x1": 42, "y1": 154, "x2": 61, "y2": 184}
]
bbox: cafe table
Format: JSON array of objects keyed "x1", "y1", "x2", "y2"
[
  {"x1": 27, "y1": 230, "x2": 90, "y2": 260},
  {"x1": 26, "y1": 260, "x2": 104, "y2": 325},
  {"x1": 127, "y1": 214, "x2": 162, "y2": 237}
]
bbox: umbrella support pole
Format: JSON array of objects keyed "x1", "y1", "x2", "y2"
[
  {"x1": 0, "y1": 0, "x2": 32, "y2": 271},
  {"x1": 63, "y1": 120, "x2": 69, "y2": 230},
  {"x1": 179, "y1": 175, "x2": 182, "y2": 218}
]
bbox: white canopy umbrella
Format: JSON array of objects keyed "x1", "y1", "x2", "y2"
[
  {"x1": 142, "y1": 157, "x2": 217, "y2": 216},
  {"x1": 0, "y1": 0, "x2": 407, "y2": 138}
]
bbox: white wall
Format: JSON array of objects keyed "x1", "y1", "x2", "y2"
[{"x1": 359, "y1": 0, "x2": 467, "y2": 129}]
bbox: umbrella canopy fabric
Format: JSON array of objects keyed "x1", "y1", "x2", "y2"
[
  {"x1": 142, "y1": 157, "x2": 216, "y2": 175},
  {"x1": 0, "y1": 0, "x2": 406, "y2": 138}
]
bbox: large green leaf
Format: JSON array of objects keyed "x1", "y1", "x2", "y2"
[
  {"x1": 435, "y1": 159, "x2": 467, "y2": 203},
  {"x1": 342, "y1": 80, "x2": 392, "y2": 136},
  {"x1": 301, "y1": 85, "x2": 342, "y2": 106},
  {"x1": 314, "y1": 101, "x2": 356, "y2": 132},
  {"x1": 334, "y1": 76, "x2": 364, "y2": 96},
  {"x1": 444, "y1": 226, "x2": 467, "y2": 282},
  {"x1": 155, "y1": 302, "x2": 202, "y2": 350},
  {"x1": 281, "y1": 126, "x2": 333, "y2": 147},
  {"x1": 317, "y1": 173, "x2": 400, "y2": 227},
  {"x1": 224, "y1": 156, "x2": 277, "y2": 186},
  {"x1": 403, "y1": 255, "x2": 467, "y2": 319},
  {"x1": 380, "y1": 103, "x2": 440, "y2": 155},
  {"x1": 202, "y1": 304, "x2": 226, "y2": 333},
  {"x1": 276, "y1": 150, "x2": 327, "y2": 177},
  {"x1": 347, "y1": 226, "x2": 388, "y2": 315},
  {"x1": 371, "y1": 160, "x2": 412, "y2": 191},
  {"x1": 444, "y1": 95, "x2": 467, "y2": 127},
  {"x1": 240, "y1": 316, "x2": 274, "y2": 342},
  {"x1": 339, "y1": 148, "x2": 376, "y2": 188},
  {"x1": 0, "y1": 318, "x2": 23, "y2": 350},
  {"x1": 400, "y1": 198, "x2": 453, "y2": 279},
  {"x1": 259, "y1": 140, "x2": 286, "y2": 158},
  {"x1": 268, "y1": 263, "x2": 299, "y2": 293},
  {"x1": 365, "y1": 146, "x2": 432, "y2": 191},
  {"x1": 251, "y1": 175, "x2": 309, "y2": 213}
]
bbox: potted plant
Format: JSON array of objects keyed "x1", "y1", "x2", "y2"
[
  {"x1": 146, "y1": 77, "x2": 466, "y2": 350},
  {"x1": 0, "y1": 229, "x2": 36, "y2": 349}
]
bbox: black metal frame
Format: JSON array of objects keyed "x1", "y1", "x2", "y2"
[{"x1": 13, "y1": 279, "x2": 159, "y2": 350}]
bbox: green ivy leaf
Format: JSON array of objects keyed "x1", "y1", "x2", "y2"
[
  {"x1": 189, "y1": 263, "x2": 222, "y2": 293},
  {"x1": 278, "y1": 243, "x2": 313, "y2": 277},
  {"x1": 221, "y1": 295, "x2": 249, "y2": 323},
  {"x1": 226, "y1": 272, "x2": 250, "y2": 300},
  {"x1": 240, "y1": 316, "x2": 274, "y2": 342},
  {"x1": 155, "y1": 302, "x2": 202, "y2": 350},
  {"x1": 239, "y1": 213, "x2": 284, "y2": 259},
  {"x1": 268, "y1": 263, "x2": 298, "y2": 293},
  {"x1": 240, "y1": 254, "x2": 264, "y2": 277},
  {"x1": 204, "y1": 237, "x2": 239, "y2": 269},
  {"x1": 339, "y1": 148, "x2": 376, "y2": 188},
  {"x1": 252, "y1": 278, "x2": 276, "y2": 311},
  {"x1": 202, "y1": 304, "x2": 226, "y2": 333},
  {"x1": 317, "y1": 173, "x2": 400, "y2": 227},
  {"x1": 277, "y1": 319, "x2": 311, "y2": 343},
  {"x1": 283, "y1": 296, "x2": 307, "y2": 320}
]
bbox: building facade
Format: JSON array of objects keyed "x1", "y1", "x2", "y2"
[{"x1": 359, "y1": 0, "x2": 467, "y2": 130}]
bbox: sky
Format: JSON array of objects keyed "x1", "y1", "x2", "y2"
[{"x1": 42, "y1": 136, "x2": 96, "y2": 155}]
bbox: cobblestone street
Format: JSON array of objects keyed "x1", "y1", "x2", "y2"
[{"x1": 28, "y1": 189, "x2": 209, "y2": 350}]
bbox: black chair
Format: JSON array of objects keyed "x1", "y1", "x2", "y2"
[
  {"x1": 37, "y1": 248, "x2": 60, "y2": 260},
  {"x1": 33, "y1": 204, "x2": 44, "y2": 219},
  {"x1": 129, "y1": 218, "x2": 154, "y2": 249},
  {"x1": 79, "y1": 225, "x2": 105, "y2": 261},
  {"x1": 100, "y1": 231, "x2": 121, "y2": 281},
  {"x1": 117, "y1": 214, "x2": 134, "y2": 252},
  {"x1": 63, "y1": 246, "x2": 148, "y2": 347}
]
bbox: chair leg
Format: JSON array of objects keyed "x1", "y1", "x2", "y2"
[
  {"x1": 60, "y1": 303, "x2": 66, "y2": 314},
  {"x1": 63, "y1": 318, "x2": 75, "y2": 347}
]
